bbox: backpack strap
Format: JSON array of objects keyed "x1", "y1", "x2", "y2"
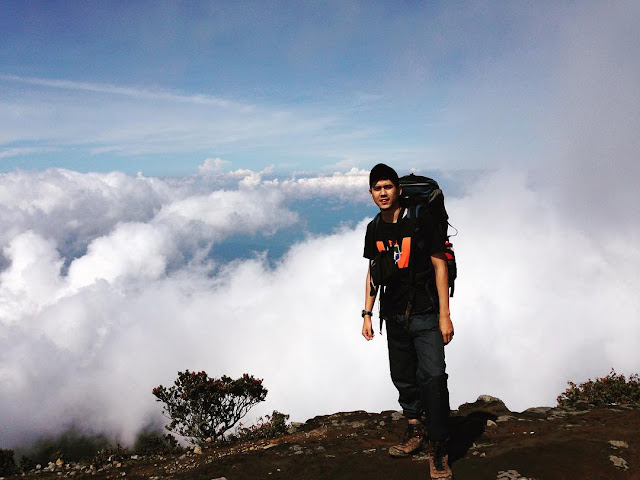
[{"x1": 369, "y1": 213, "x2": 385, "y2": 333}]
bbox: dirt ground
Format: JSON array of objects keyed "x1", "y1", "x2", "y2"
[{"x1": 9, "y1": 399, "x2": 639, "y2": 480}]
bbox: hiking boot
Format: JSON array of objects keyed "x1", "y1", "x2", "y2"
[
  {"x1": 388, "y1": 422, "x2": 426, "y2": 457},
  {"x1": 428, "y1": 441, "x2": 453, "y2": 479}
]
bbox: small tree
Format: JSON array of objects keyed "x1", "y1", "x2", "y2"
[{"x1": 152, "y1": 370, "x2": 268, "y2": 444}]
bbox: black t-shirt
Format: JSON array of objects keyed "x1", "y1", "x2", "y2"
[{"x1": 363, "y1": 210, "x2": 445, "y2": 315}]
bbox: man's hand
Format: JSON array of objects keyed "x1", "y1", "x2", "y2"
[
  {"x1": 439, "y1": 312, "x2": 454, "y2": 345},
  {"x1": 362, "y1": 316, "x2": 374, "y2": 340}
]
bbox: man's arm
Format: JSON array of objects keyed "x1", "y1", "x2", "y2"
[
  {"x1": 431, "y1": 252, "x2": 454, "y2": 344},
  {"x1": 362, "y1": 265, "x2": 377, "y2": 340}
]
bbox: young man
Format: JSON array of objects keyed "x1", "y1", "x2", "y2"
[{"x1": 362, "y1": 163, "x2": 454, "y2": 480}]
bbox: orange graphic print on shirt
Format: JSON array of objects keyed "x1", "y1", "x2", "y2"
[{"x1": 376, "y1": 237, "x2": 411, "y2": 269}]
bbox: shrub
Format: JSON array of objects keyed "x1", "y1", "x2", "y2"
[
  {"x1": 133, "y1": 431, "x2": 181, "y2": 456},
  {"x1": 152, "y1": 371, "x2": 268, "y2": 445},
  {"x1": 91, "y1": 443, "x2": 128, "y2": 469},
  {"x1": 18, "y1": 455, "x2": 38, "y2": 474},
  {"x1": 0, "y1": 448, "x2": 16, "y2": 476},
  {"x1": 230, "y1": 410, "x2": 290, "y2": 442},
  {"x1": 27, "y1": 429, "x2": 110, "y2": 464},
  {"x1": 557, "y1": 369, "x2": 640, "y2": 407}
]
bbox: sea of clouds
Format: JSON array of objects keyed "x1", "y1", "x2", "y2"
[{"x1": 1, "y1": 158, "x2": 639, "y2": 449}]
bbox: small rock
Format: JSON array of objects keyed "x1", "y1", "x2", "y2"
[
  {"x1": 36, "y1": 465, "x2": 42, "y2": 470},
  {"x1": 497, "y1": 415, "x2": 516, "y2": 422},
  {"x1": 193, "y1": 446, "x2": 203, "y2": 455},
  {"x1": 211, "y1": 477, "x2": 228, "y2": 480},
  {"x1": 391, "y1": 411, "x2": 404, "y2": 421},
  {"x1": 609, "y1": 455, "x2": 629, "y2": 470},
  {"x1": 497, "y1": 470, "x2": 527, "y2": 480},
  {"x1": 477, "y1": 394, "x2": 502, "y2": 403},
  {"x1": 486, "y1": 420, "x2": 497, "y2": 427},
  {"x1": 55, "y1": 458, "x2": 64, "y2": 468},
  {"x1": 130, "y1": 455, "x2": 139, "y2": 460},
  {"x1": 609, "y1": 440, "x2": 629, "y2": 449},
  {"x1": 205, "y1": 437, "x2": 213, "y2": 443},
  {"x1": 523, "y1": 406, "x2": 553, "y2": 415},
  {"x1": 348, "y1": 421, "x2": 367, "y2": 428},
  {"x1": 480, "y1": 452, "x2": 486, "y2": 458}
]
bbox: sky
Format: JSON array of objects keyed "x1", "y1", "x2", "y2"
[
  {"x1": 0, "y1": 1, "x2": 565, "y2": 176},
  {"x1": 1, "y1": 1, "x2": 640, "y2": 449}
]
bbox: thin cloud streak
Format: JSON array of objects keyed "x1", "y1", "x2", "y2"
[{"x1": 0, "y1": 74, "x2": 243, "y2": 109}]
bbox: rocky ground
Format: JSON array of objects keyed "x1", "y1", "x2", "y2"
[{"x1": 4, "y1": 396, "x2": 639, "y2": 480}]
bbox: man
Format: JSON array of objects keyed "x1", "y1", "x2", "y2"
[{"x1": 362, "y1": 163, "x2": 454, "y2": 480}]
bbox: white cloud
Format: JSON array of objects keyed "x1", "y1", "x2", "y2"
[
  {"x1": 197, "y1": 157, "x2": 230, "y2": 175},
  {"x1": 1, "y1": 164, "x2": 639, "y2": 451},
  {"x1": 266, "y1": 168, "x2": 370, "y2": 201}
]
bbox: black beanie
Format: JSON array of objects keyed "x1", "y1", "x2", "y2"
[{"x1": 369, "y1": 163, "x2": 399, "y2": 188}]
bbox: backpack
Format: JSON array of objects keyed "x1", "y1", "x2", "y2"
[
  {"x1": 398, "y1": 174, "x2": 457, "y2": 298},
  {"x1": 369, "y1": 174, "x2": 457, "y2": 327}
]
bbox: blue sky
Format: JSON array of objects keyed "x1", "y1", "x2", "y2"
[{"x1": 0, "y1": 1, "x2": 567, "y2": 176}]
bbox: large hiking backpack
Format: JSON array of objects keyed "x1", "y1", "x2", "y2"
[
  {"x1": 398, "y1": 173, "x2": 457, "y2": 298},
  {"x1": 368, "y1": 173, "x2": 457, "y2": 331}
]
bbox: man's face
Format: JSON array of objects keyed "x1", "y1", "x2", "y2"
[{"x1": 370, "y1": 179, "x2": 401, "y2": 211}]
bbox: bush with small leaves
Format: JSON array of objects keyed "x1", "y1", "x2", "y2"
[
  {"x1": 557, "y1": 369, "x2": 640, "y2": 407},
  {"x1": 0, "y1": 448, "x2": 17, "y2": 476},
  {"x1": 18, "y1": 455, "x2": 38, "y2": 474},
  {"x1": 91, "y1": 443, "x2": 128, "y2": 469},
  {"x1": 133, "y1": 431, "x2": 182, "y2": 456},
  {"x1": 230, "y1": 410, "x2": 290, "y2": 442},
  {"x1": 152, "y1": 371, "x2": 268, "y2": 445}
]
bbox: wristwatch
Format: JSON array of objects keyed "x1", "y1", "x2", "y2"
[{"x1": 361, "y1": 310, "x2": 373, "y2": 318}]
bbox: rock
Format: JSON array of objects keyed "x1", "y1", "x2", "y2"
[
  {"x1": 288, "y1": 421, "x2": 303, "y2": 433},
  {"x1": 609, "y1": 455, "x2": 629, "y2": 470},
  {"x1": 487, "y1": 420, "x2": 497, "y2": 427},
  {"x1": 609, "y1": 440, "x2": 629, "y2": 449},
  {"x1": 391, "y1": 411, "x2": 404, "y2": 421},
  {"x1": 348, "y1": 420, "x2": 367, "y2": 428},
  {"x1": 55, "y1": 458, "x2": 64, "y2": 468},
  {"x1": 523, "y1": 406, "x2": 553, "y2": 415},
  {"x1": 211, "y1": 477, "x2": 228, "y2": 480},
  {"x1": 193, "y1": 446, "x2": 203, "y2": 455},
  {"x1": 574, "y1": 400, "x2": 591, "y2": 410},
  {"x1": 477, "y1": 394, "x2": 502, "y2": 403},
  {"x1": 497, "y1": 415, "x2": 517, "y2": 422},
  {"x1": 205, "y1": 437, "x2": 213, "y2": 443},
  {"x1": 497, "y1": 470, "x2": 531, "y2": 479}
]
